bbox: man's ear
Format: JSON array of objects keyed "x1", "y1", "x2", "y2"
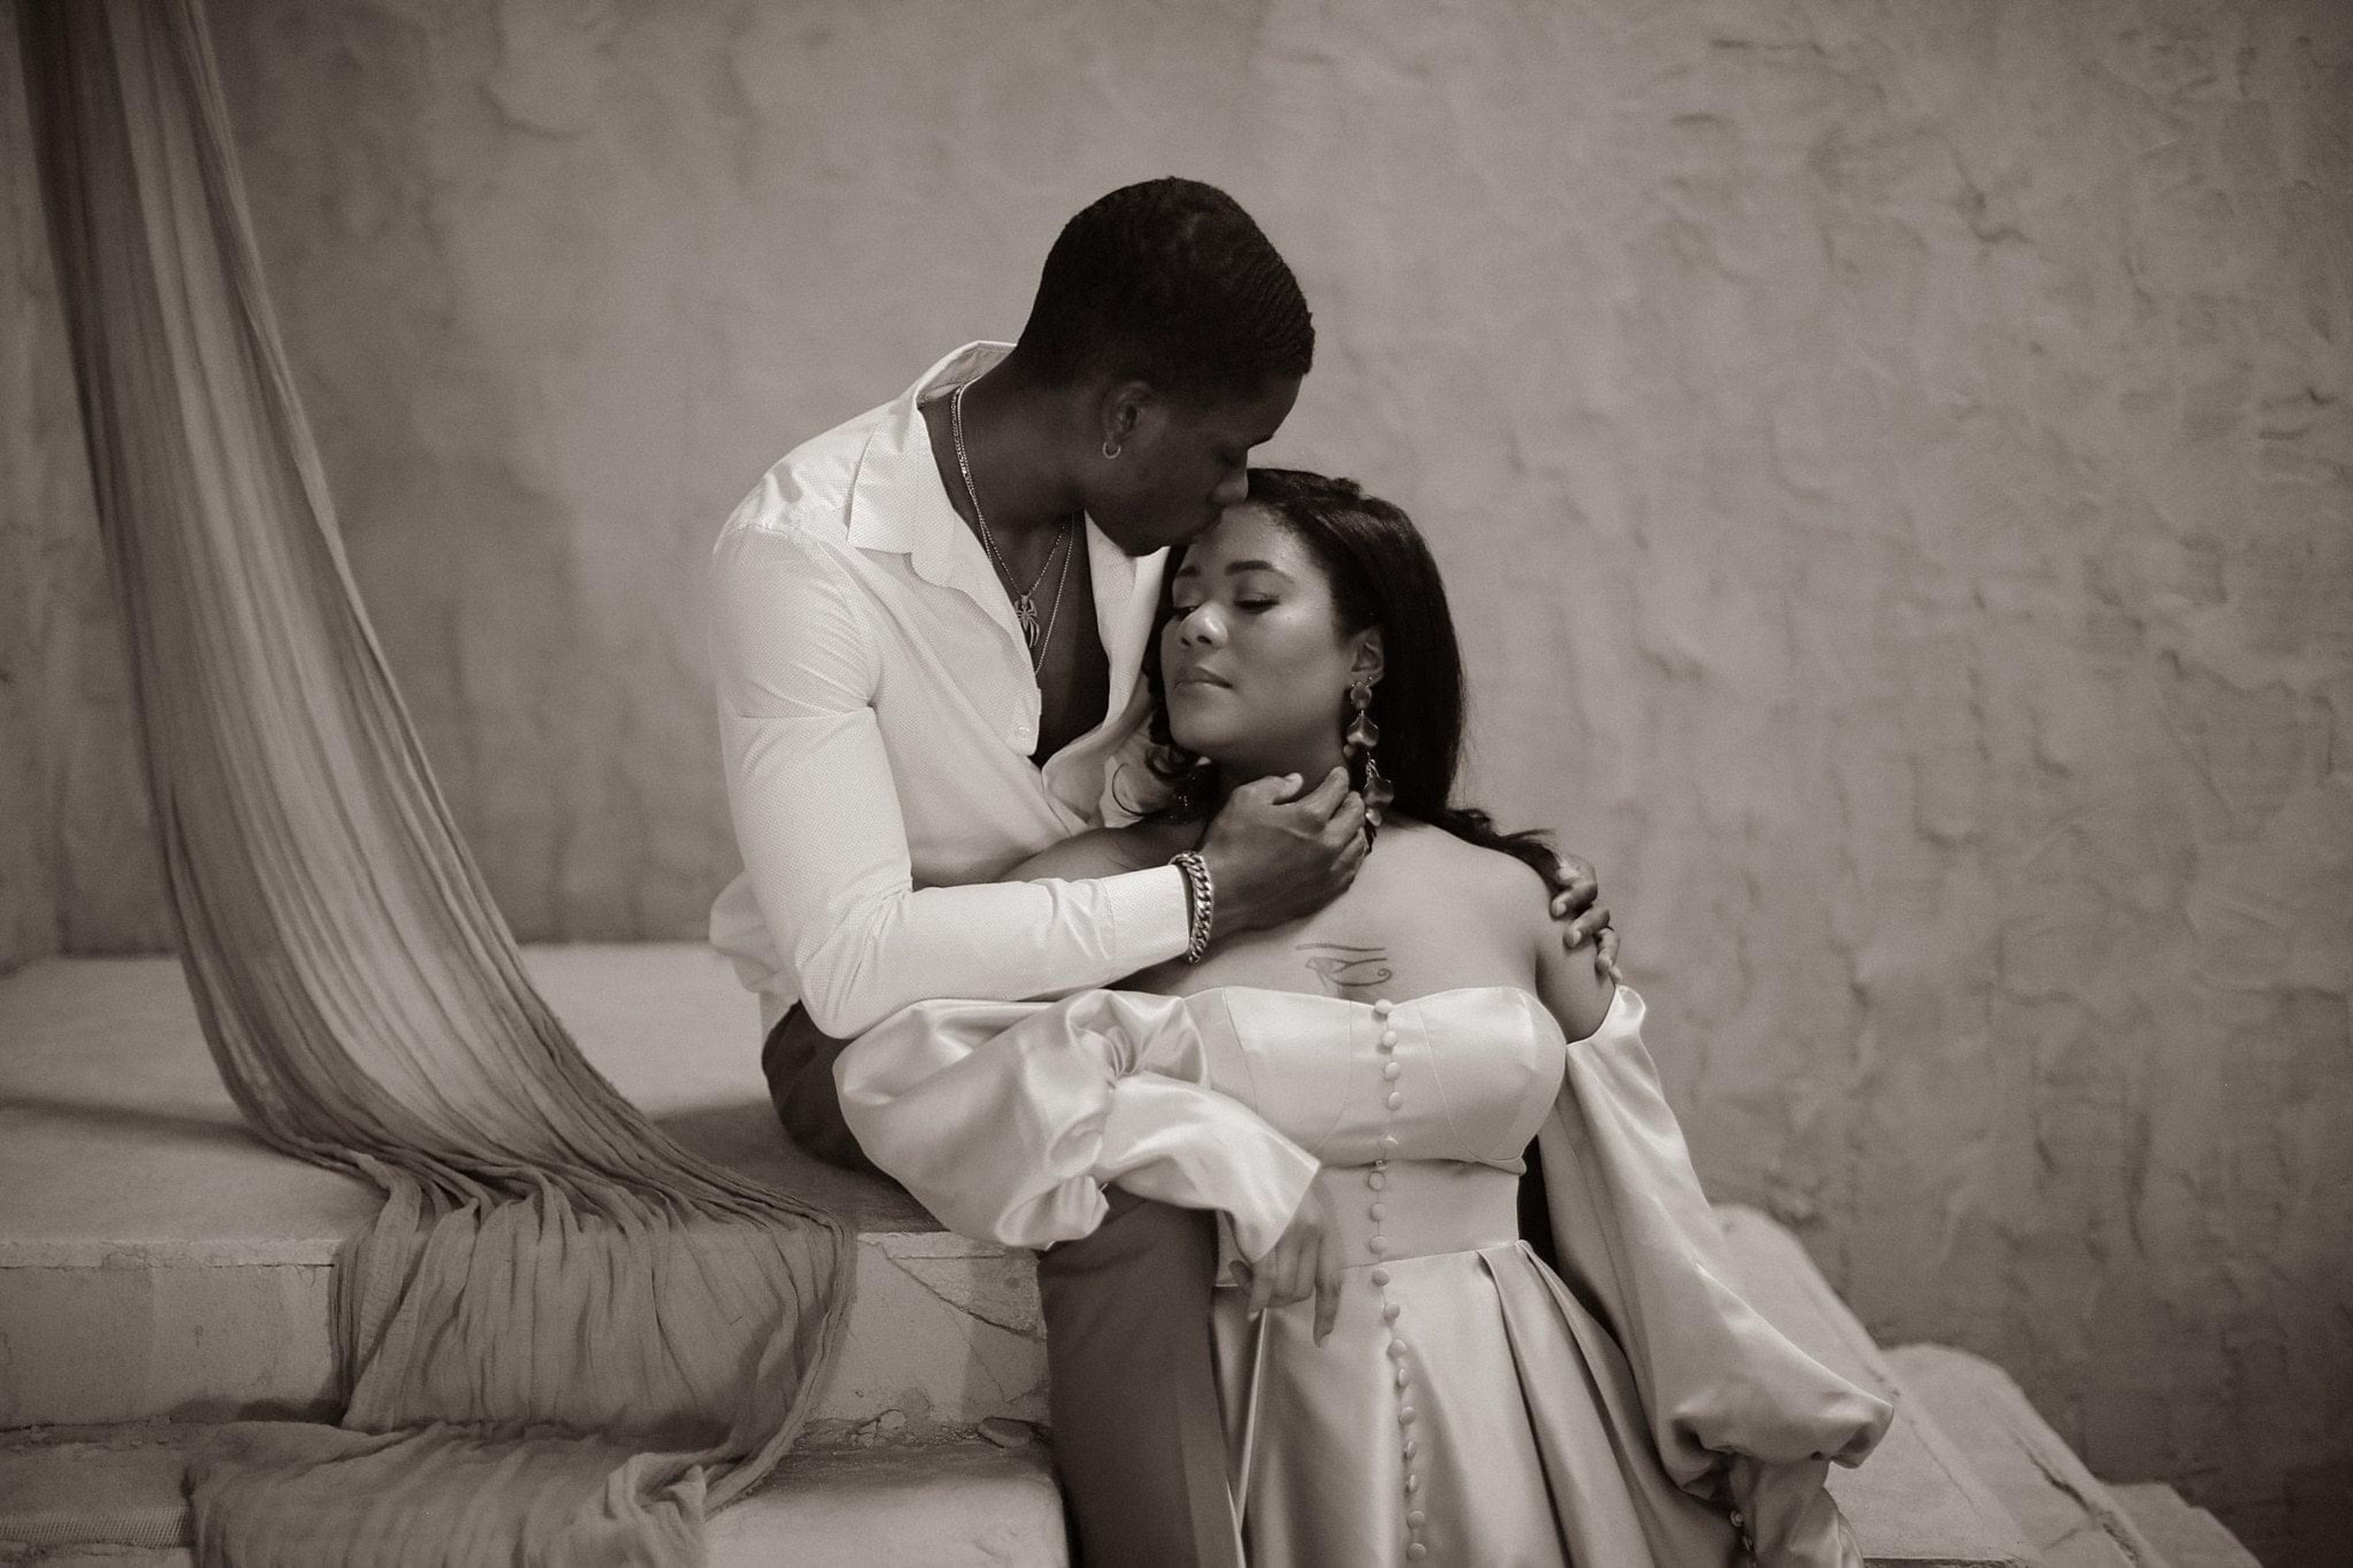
[
  {"x1": 1101, "y1": 379, "x2": 1156, "y2": 452},
  {"x1": 1352, "y1": 628, "x2": 1386, "y2": 687}
]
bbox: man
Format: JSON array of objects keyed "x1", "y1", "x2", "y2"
[{"x1": 710, "y1": 178, "x2": 1612, "y2": 1564}]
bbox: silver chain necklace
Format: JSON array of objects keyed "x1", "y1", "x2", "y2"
[{"x1": 951, "y1": 382, "x2": 1075, "y2": 671}]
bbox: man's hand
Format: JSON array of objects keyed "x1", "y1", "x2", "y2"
[
  {"x1": 1545, "y1": 850, "x2": 1622, "y2": 985},
  {"x1": 1236, "y1": 1178, "x2": 1343, "y2": 1343},
  {"x1": 1197, "y1": 768, "x2": 1367, "y2": 938}
]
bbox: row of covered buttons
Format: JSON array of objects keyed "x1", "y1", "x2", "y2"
[{"x1": 1366, "y1": 998, "x2": 1428, "y2": 1560}]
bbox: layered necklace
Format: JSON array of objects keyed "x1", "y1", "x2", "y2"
[{"x1": 951, "y1": 381, "x2": 1075, "y2": 672}]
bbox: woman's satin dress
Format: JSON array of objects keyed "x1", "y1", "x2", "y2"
[{"x1": 839, "y1": 984, "x2": 1893, "y2": 1566}]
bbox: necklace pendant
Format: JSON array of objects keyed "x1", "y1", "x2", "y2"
[{"x1": 1014, "y1": 594, "x2": 1041, "y2": 648}]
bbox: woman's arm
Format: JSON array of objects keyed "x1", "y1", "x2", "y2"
[
  {"x1": 836, "y1": 991, "x2": 1319, "y2": 1261},
  {"x1": 1006, "y1": 824, "x2": 1171, "y2": 884},
  {"x1": 1529, "y1": 988, "x2": 1893, "y2": 1566}
]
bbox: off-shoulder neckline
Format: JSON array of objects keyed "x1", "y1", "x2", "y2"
[{"x1": 1184, "y1": 982, "x2": 1631, "y2": 1034}]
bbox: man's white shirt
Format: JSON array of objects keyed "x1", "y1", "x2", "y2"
[{"x1": 708, "y1": 342, "x2": 1191, "y2": 1037}]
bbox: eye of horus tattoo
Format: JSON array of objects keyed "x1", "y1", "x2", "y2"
[{"x1": 1298, "y1": 942, "x2": 1394, "y2": 998}]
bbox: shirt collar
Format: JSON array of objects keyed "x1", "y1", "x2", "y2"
[
  {"x1": 847, "y1": 342, "x2": 1160, "y2": 695},
  {"x1": 845, "y1": 341, "x2": 1007, "y2": 588}
]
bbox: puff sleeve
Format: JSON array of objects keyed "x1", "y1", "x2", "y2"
[
  {"x1": 838, "y1": 990, "x2": 1320, "y2": 1262},
  {"x1": 1539, "y1": 987, "x2": 1894, "y2": 1565}
]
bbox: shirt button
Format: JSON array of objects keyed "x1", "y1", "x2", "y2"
[
  {"x1": 1370, "y1": 1202, "x2": 1386, "y2": 1220},
  {"x1": 1403, "y1": 1438, "x2": 1417, "y2": 1460},
  {"x1": 1407, "y1": 1509, "x2": 1427, "y2": 1528},
  {"x1": 1367, "y1": 1171, "x2": 1387, "y2": 1190},
  {"x1": 1382, "y1": 1062, "x2": 1402, "y2": 1081},
  {"x1": 1407, "y1": 1543, "x2": 1428, "y2": 1561},
  {"x1": 1398, "y1": 1407, "x2": 1416, "y2": 1426},
  {"x1": 1387, "y1": 1339, "x2": 1408, "y2": 1359},
  {"x1": 1386, "y1": 1091, "x2": 1405, "y2": 1110},
  {"x1": 1372, "y1": 999, "x2": 1393, "y2": 1017},
  {"x1": 1380, "y1": 1029, "x2": 1400, "y2": 1047},
  {"x1": 1370, "y1": 1267, "x2": 1391, "y2": 1287},
  {"x1": 1382, "y1": 1301, "x2": 1401, "y2": 1322},
  {"x1": 1368, "y1": 1236, "x2": 1389, "y2": 1255},
  {"x1": 1404, "y1": 1472, "x2": 1422, "y2": 1493}
]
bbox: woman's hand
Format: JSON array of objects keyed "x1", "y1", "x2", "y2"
[
  {"x1": 1546, "y1": 850, "x2": 1621, "y2": 984},
  {"x1": 1237, "y1": 1177, "x2": 1344, "y2": 1343}
]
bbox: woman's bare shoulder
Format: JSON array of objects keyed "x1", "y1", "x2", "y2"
[
  {"x1": 1377, "y1": 817, "x2": 1553, "y2": 909},
  {"x1": 1373, "y1": 819, "x2": 1610, "y2": 1031}
]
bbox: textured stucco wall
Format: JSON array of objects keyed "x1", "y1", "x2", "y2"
[
  {"x1": 10, "y1": 0, "x2": 2346, "y2": 1558},
  {"x1": 0, "y1": 3, "x2": 169, "y2": 978}
]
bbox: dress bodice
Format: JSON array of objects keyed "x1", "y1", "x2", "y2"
[{"x1": 1183, "y1": 984, "x2": 1582, "y2": 1170}]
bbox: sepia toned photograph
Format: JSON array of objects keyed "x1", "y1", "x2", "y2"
[{"x1": 2, "y1": 2, "x2": 2346, "y2": 1564}]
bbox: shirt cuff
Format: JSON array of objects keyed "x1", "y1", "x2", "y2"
[
  {"x1": 1225, "y1": 1136, "x2": 1321, "y2": 1262},
  {"x1": 1101, "y1": 863, "x2": 1194, "y2": 970}
]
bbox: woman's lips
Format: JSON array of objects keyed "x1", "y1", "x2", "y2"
[{"x1": 1171, "y1": 667, "x2": 1230, "y2": 689}]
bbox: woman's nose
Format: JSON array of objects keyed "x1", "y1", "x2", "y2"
[{"x1": 1176, "y1": 604, "x2": 1226, "y2": 645}]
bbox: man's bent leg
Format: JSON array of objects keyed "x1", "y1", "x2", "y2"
[
  {"x1": 768, "y1": 1013, "x2": 1234, "y2": 1562},
  {"x1": 1037, "y1": 1192, "x2": 1240, "y2": 1568},
  {"x1": 762, "y1": 1006, "x2": 880, "y2": 1175}
]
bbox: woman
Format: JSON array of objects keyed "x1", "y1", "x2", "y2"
[{"x1": 838, "y1": 469, "x2": 1892, "y2": 1564}]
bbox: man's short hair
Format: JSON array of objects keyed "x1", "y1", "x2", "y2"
[{"x1": 1017, "y1": 177, "x2": 1314, "y2": 406}]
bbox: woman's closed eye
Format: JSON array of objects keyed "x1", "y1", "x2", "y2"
[{"x1": 1173, "y1": 596, "x2": 1277, "y2": 615}]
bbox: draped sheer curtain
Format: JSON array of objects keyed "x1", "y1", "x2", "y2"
[{"x1": 17, "y1": 0, "x2": 852, "y2": 1559}]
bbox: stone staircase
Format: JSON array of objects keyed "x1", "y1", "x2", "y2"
[{"x1": 0, "y1": 947, "x2": 2259, "y2": 1566}]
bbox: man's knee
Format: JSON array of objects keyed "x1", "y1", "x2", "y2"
[
  {"x1": 762, "y1": 1006, "x2": 879, "y2": 1175},
  {"x1": 1038, "y1": 1195, "x2": 1219, "y2": 1346}
]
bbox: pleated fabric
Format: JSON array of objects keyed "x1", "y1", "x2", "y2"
[{"x1": 14, "y1": 1, "x2": 853, "y2": 1561}]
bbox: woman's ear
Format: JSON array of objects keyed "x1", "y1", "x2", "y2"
[{"x1": 1351, "y1": 627, "x2": 1386, "y2": 687}]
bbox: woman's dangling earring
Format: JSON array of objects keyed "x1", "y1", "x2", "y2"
[{"x1": 1344, "y1": 675, "x2": 1394, "y2": 844}]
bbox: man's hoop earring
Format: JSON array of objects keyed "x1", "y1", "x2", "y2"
[{"x1": 1101, "y1": 438, "x2": 1122, "y2": 461}]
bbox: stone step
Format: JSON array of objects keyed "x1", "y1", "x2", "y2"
[
  {"x1": 0, "y1": 949, "x2": 1046, "y2": 1444},
  {"x1": 0, "y1": 948, "x2": 2147, "y2": 1567},
  {"x1": 1884, "y1": 1344, "x2": 2172, "y2": 1568},
  {"x1": 2109, "y1": 1483, "x2": 2262, "y2": 1568},
  {"x1": 0, "y1": 1426, "x2": 1066, "y2": 1567}
]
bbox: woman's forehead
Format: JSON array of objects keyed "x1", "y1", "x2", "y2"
[{"x1": 1174, "y1": 504, "x2": 1306, "y2": 575}]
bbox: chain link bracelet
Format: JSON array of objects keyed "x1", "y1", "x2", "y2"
[{"x1": 1170, "y1": 850, "x2": 1214, "y2": 963}]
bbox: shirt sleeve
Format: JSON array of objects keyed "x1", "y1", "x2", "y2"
[
  {"x1": 836, "y1": 991, "x2": 1320, "y2": 1260},
  {"x1": 712, "y1": 522, "x2": 1192, "y2": 1037}
]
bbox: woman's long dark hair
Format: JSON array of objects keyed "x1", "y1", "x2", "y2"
[{"x1": 1135, "y1": 467, "x2": 1559, "y2": 886}]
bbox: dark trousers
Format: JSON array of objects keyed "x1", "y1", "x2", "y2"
[{"x1": 764, "y1": 1007, "x2": 1241, "y2": 1568}]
